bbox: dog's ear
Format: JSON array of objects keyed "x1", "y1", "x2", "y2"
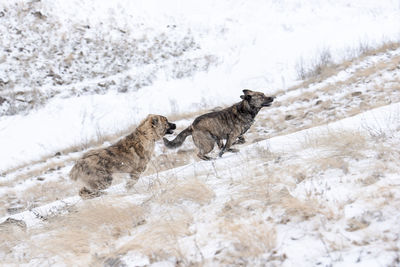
[
  {"x1": 242, "y1": 89, "x2": 253, "y2": 95},
  {"x1": 240, "y1": 94, "x2": 252, "y2": 100},
  {"x1": 151, "y1": 117, "x2": 159, "y2": 126}
]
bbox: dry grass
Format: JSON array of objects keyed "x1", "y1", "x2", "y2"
[
  {"x1": 29, "y1": 197, "x2": 144, "y2": 265},
  {"x1": 116, "y1": 212, "x2": 193, "y2": 263},
  {"x1": 152, "y1": 177, "x2": 215, "y2": 206},
  {"x1": 1, "y1": 155, "x2": 74, "y2": 182},
  {"x1": 290, "y1": 41, "x2": 400, "y2": 92},
  {"x1": 1, "y1": 108, "x2": 205, "y2": 179},
  {"x1": 260, "y1": 42, "x2": 400, "y2": 144},
  {"x1": 2, "y1": 39, "x2": 400, "y2": 266},
  {"x1": 302, "y1": 130, "x2": 368, "y2": 157},
  {"x1": 20, "y1": 180, "x2": 78, "y2": 207},
  {"x1": 223, "y1": 219, "x2": 277, "y2": 257},
  {"x1": 0, "y1": 220, "x2": 28, "y2": 263},
  {"x1": 145, "y1": 151, "x2": 195, "y2": 175},
  {"x1": 299, "y1": 130, "x2": 369, "y2": 176},
  {"x1": 285, "y1": 91, "x2": 319, "y2": 106},
  {"x1": 275, "y1": 194, "x2": 323, "y2": 223},
  {"x1": 296, "y1": 47, "x2": 335, "y2": 80},
  {"x1": 346, "y1": 218, "x2": 370, "y2": 232},
  {"x1": 314, "y1": 54, "x2": 400, "y2": 99},
  {"x1": 0, "y1": 123, "x2": 132, "y2": 178}
]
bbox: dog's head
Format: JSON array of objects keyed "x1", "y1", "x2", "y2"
[
  {"x1": 147, "y1": 114, "x2": 176, "y2": 139},
  {"x1": 240, "y1": 89, "x2": 275, "y2": 108}
]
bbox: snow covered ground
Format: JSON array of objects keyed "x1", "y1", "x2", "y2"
[
  {"x1": 2, "y1": 95, "x2": 400, "y2": 266},
  {"x1": 1, "y1": 0, "x2": 400, "y2": 172},
  {"x1": 1, "y1": 0, "x2": 400, "y2": 266}
]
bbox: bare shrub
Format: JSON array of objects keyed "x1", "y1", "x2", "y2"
[{"x1": 296, "y1": 47, "x2": 333, "y2": 80}]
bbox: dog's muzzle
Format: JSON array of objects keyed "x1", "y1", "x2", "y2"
[
  {"x1": 166, "y1": 122, "x2": 176, "y2": 134},
  {"x1": 262, "y1": 96, "x2": 275, "y2": 107}
]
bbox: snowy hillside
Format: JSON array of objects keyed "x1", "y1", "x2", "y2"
[
  {"x1": 2, "y1": 94, "x2": 400, "y2": 266},
  {"x1": 1, "y1": 0, "x2": 400, "y2": 172},
  {"x1": 1, "y1": 0, "x2": 400, "y2": 266}
]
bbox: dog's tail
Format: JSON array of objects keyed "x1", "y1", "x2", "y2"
[{"x1": 163, "y1": 126, "x2": 193, "y2": 149}]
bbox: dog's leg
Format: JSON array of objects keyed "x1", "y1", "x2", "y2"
[
  {"x1": 79, "y1": 171, "x2": 112, "y2": 199},
  {"x1": 219, "y1": 134, "x2": 239, "y2": 157},
  {"x1": 232, "y1": 135, "x2": 246, "y2": 146},
  {"x1": 126, "y1": 173, "x2": 140, "y2": 190},
  {"x1": 193, "y1": 131, "x2": 215, "y2": 161},
  {"x1": 79, "y1": 187, "x2": 105, "y2": 199},
  {"x1": 216, "y1": 138, "x2": 224, "y2": 149},
  {"x1": 197, "y1": 153, "x2": 213, "y2": 161}
]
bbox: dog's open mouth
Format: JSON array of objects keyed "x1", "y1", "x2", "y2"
[
  {"x1": 166, "y1": 123, "x2": 176, "y2": 134},
  {"x1": 262, "y1": 96, "x2": 275, "y2": 107}
]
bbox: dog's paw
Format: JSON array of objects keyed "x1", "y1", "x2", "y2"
[
  {"x1": 79, "y1": 187, "x2": 104, "y2": 199},
  {"x1": 236, "y1": 136, "x2": 246, "y2": 144},
  {"x1": 198, "y1": 153, "x2": 214, "y2": 161}
]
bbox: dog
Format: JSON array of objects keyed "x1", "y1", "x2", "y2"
[
  {"x1": 163, "y1": 89, "x2": 275, "y2": 160},
  {"x1": 70, "y1": 114, "x2": 176, "y2": 198}
]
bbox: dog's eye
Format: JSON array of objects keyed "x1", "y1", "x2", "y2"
[{"x1": 152, "y1": 117, "x2": 158, "y2": 125}]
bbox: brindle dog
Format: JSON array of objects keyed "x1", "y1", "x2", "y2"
[
  {"x1": 70, "y1": 114, "x2": 176, "y2": 198},
  {"x1": 163, "y1": 90, "x2": 275, "y2": 160}
]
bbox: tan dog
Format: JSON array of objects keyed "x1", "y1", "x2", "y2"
[
  {"x1": 164, "y1": 90, "x2": 274, "y2": 160},
  {"x1": 70, "y1": 114, "x2": 176, "y2": 198}
]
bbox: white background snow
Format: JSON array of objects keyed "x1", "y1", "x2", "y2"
[{"x1": 1, "y1": 0, "x2": 400, "y2": 266}]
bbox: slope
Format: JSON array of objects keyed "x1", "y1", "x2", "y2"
[{"x1": 1, "y1": 47, "x2": 400, "y2": 266}]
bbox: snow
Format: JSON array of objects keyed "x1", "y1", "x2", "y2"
[
  {"x1": 1, "y1": 0, "x2": 400, "y2": 266},
  {"x1": 3, "y1": 101, "x2": 399, "y2": 225},
  {"x1": 2, "y1": 101, "x2": 400, "y2": 265},
  {"x1": 1, "y1": 0, "x2": 400, "y2": 172}
]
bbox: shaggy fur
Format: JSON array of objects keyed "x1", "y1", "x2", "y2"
[
  {"x1": 163, "y1": 90, "x2": 275, "y2": 160},
  {"x1": 70, "y1": 114, "x2": 176, "y2": 198}
]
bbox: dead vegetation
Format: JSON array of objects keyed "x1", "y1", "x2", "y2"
[
  {"x1": 26, "y1": 197, "x2": 145, "y2": 265},
  {"x1": 152, "y1": 177, "x2": 215, "y2": 205},
  {"x1": 224, "y1": 219, "x2": 277, "y2": 257},
  {"x1": 245, "y1": 41, "x2": 400, "y2": 147},
  {"x1": 2, "y1": 38, "x2": 400, "y2": 266},
  {"x1": 116, "y1": 212, "x2": 193, "y2": 264},
  {"x1": 293, "y1": 41, "x2": 400, "y2": 91}
]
